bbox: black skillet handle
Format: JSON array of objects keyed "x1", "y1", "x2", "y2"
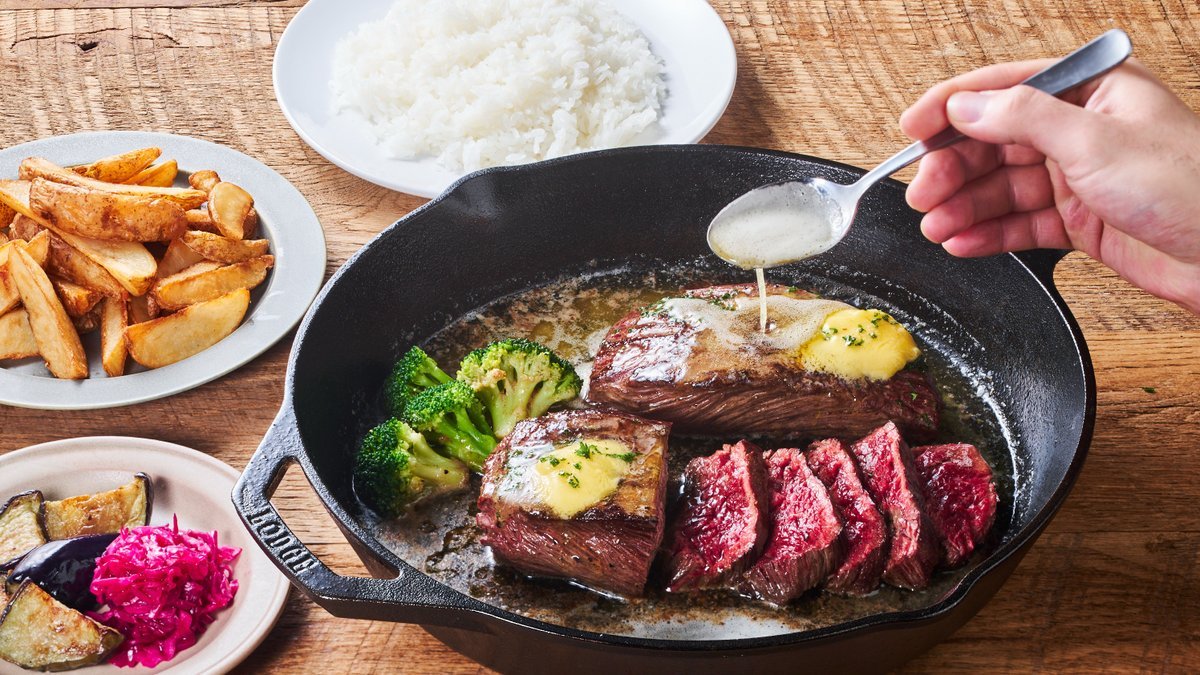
[
  {"x1": 232, "y1": 405, "x2": 491, "y2": 630},
  {"x1": 1013, "y1": 248, "x2": 1070, "y2": 292}
]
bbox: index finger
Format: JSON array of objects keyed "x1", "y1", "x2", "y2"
[{"x1": 899, "y1": 59, "x2": 1055, "y2": 139}]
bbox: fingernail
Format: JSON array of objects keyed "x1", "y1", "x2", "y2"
[{"x1": 947, "y1": 91, "x2": 989, "y2": 124}]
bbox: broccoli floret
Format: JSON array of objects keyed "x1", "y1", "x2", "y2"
[
  {"x1": 385, "y1": 346, "x2": 452, "y2": 416},
  {"x1": 403, "y1": 381, "x2": 497, "y2": 471},
  {"x1": 353, "y1": 418, "x2": 469, "y2": 517},
  {"x1": 456, "y1": 338, "x2": 583, "y2": 438}
]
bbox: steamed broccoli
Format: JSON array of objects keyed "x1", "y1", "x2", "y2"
[
  {"x1": 403, "y1": 381, "x2": 497, "y2": 471},
  {"x1": 353, "y1": 418, "x2": 469, "y2": 517},
  {"x1": 456, "y1": 338, "x2": 583, "y2": 438},
  {"x1": 385, "y1": 346, "x2": 453, "y2": 416}
]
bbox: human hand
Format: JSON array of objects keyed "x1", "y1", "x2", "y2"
[{"x1": 900, "y1": 59, "x2": 1200, "y2": 314}]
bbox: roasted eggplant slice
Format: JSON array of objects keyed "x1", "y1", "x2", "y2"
[
  {"x1": 42, "y1": 474, "x2": 152, "y2": 540},
  {"x1": 0, "y1": 491, "x2": 48, "y2": 567},
  {"x1": 0, "y1": 580, "x2": 123, "y2": 671},
  {"x1": 6, "y1": 534, "x2": 117, "y2": 612}
]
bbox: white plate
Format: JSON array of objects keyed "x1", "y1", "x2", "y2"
[
  {"x1": 0, "y1": 437, "x2": 290, "y2": 675},
  {"x1": 273, "y1": 0, "x2": 737, "y2": 197},
  {"x1": 0, "y1": 131, "x2": 326, "y2": 410}
]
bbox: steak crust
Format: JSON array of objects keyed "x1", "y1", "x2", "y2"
[{"x1": 587, "y1": 284, "x2": 940, "y2": 441}]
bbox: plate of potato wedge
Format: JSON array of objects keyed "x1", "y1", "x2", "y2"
[{"x1": 0, "y1": 132, "x2": 326, "y2": 409}]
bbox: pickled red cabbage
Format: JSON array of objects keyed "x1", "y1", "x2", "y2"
[{"x1": 90, "y1": 518, "x2": 240, "y2": 668}]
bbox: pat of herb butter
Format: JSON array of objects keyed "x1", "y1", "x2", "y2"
[
  {"x1": 503, "y1": 438, "x2": 635, "y2": 519},
  {"x1": 800, "y1": 309, "x2": 920, "y2": 380}
]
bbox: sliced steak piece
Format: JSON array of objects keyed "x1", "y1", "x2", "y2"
[
  {"x1": 587, "y1": 284, "x2": 940, "y2": 441},
  {"x1": 913, "y1": 443, "x2": 998, "y2": 568},
  {"x1": 739, "y1": 448, "x2": 843, "y2": 604},
  {"x1": 663, "y1": 440, "x2": 769, "y2": 593},
  {"x1": 806, "y1": 438, "x2": 889, "y2": 595},
  {"x1": 476, "y1": 409, "x2": 670, "y2": 598},
  {"x1": 847, "y1": 422, "x2": 940, "y2": 590}
]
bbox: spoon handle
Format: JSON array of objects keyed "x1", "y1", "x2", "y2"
[{"x1": 856, "y1": 28, "x2": 1133, "y2": 191}]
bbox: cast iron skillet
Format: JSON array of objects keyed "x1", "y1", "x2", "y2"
[{"x1": 233, "y1": 146, "x2": 1095, "y2": 674}]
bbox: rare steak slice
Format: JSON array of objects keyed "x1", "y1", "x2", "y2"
[
  {"x1": 663, "y1": 440, "x2": 769, "y2": 592},
  {"x1": 913, "y1": 443, "x2": 998, "y2": 567},
  {"x1": 806, "y1": 438, "x2": 889, "y2": 595},
  {"x1": 847, "y1": 422, "x2": 939, "y2": 590},
  {"x1": 739, "y1": 448, "x2": 843, "y2": 604},
  {"x1": 476, "y1": 409, "x2": 670, "y2": 598},
  {"x1": 587, "y1": 284, "x2": 940, "y2": 442}
]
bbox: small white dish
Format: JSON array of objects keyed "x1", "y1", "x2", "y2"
[
  {"x1": 0, "y1": 131, "x2": 327, "y2": 410},
  {"x1": 273, "y1": 0, "x2": 737, "y2": 197},
  {"x1": 0, "y1": 436, "x2": 290, "y2": 675}
]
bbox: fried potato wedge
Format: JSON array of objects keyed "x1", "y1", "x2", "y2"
[
  {"x1": 45, "y1": 231, "x2": 128, "y2": 299},
  {"x1": 8, "y1": 246, "x2": 87, "y2": 379},
  {"x1": 151, "y1": 256, "x2": 271, "y2": 310},
  {"x1": 72, "y1": 307, "x2": 100, "y2": 335},
  {"x1": 30, "y1": 178, "x2": 187, "y2": 242},
  {"x1": 19, "y1": 157, "x2": 206, "y2": 209},
  {"x1": 50, "y1": 228, "x2": 156, "y2": 297},
  {"x1": 127, "y1": 294, "x2": 156, "y2": 324},
  {"x1": 0, "y1": 235, "x2": 50, "y2": 315},
  {"x1": 207, "y1": 182, "x2": 254, "y2": 240},
  {"x1": 125, "y1": 288, "x2": 249, "y2": 368},
  {"x1": 126, "y1": 159, "x2": 178, "y2": 187},
  {"x1": 50, "y1": 277, "x2": 102, "y2": 318},
  {"x1": 0, "y1": 199, "x2": 13, "y2": 231},
  {"x1": 8, "y1": 213, "x2": 40, "y2": 241},
  {"x1": 0, "y1": 181, "x2": 156, "y2": 295},
  {"x1": 0, "y1": 309, "x2": 38, "y2": 360},
  {"x1": 158, "y1": 238, "x2": 205, "y2": 278},
  {"x1": 70, "y1": 147, "x2": 160, "y2": 183},
  {"x1": 180, "y1": 230, "x2": 270, "y2": 264},
  {"x1": 184, "y1": 208, "x2": 217, "y2": 233},
  {"x1": 100, "y1": 296, "x2": 128, "y2": 377},
  {"x1": 188, "y1": 169, "x2": 220, "y2": 193}
]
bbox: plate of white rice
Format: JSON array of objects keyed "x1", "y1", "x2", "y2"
[{"x1": 273, "y1": 0, "x2": 736, "y2": 198}]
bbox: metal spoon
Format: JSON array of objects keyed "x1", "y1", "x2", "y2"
[{"x1": 707, "y1": 28, "x2": 1133, "y2": 269}]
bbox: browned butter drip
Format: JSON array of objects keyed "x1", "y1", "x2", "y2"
[{"x1": 361, "y1": 266, "x2": 1015, "y2": 640}]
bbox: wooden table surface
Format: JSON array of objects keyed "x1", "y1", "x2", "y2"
[{"x1": 1, "y1": 1, "x2": 1198, "y2": 673}]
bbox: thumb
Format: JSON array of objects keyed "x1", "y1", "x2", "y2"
[{"x1": 946, "y1": 85, "x2": 1106, "y2": 169}]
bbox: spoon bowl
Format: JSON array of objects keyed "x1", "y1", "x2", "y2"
[{"x1": 707, "y1": 28, "x2": 1132, "y2": 270}]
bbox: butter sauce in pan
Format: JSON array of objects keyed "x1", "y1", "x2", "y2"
[{"x1": 362, "y1": 261, "x2": 1015, "y2": 640}]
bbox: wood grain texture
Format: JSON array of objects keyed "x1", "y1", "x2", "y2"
[{"x1": 1, "y1": 1, "x2": 1198, "y2": 673}]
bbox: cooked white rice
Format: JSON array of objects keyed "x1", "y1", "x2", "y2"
[{"x1": 331, "y1": 0, "x2": 667, "y2": 172}]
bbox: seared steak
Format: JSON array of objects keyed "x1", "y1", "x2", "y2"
[
  {"x1": 913, "y1": 443, "x2": 998, "y2": 568},
  {"x1": 663, "y1": 440, "x2": 769, "y2": 592},
  {"x1": 806, "y1": 438, "x2": 889, "y2": 595},
  {"x1": 587, "y1": 284, "x2": 940, "y2": 441},
  {"x1": 739, "y1": 448, "x2": 843, "y2": 604},
  {"x1": 476, "y1": 409, "x2": 670, "y2": 598},
  {"x1": 847, "y1": 423, "x2": 939, "y2": 590}
]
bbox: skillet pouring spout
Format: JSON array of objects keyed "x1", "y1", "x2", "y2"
[{"x1": 233, "y1": 145, "x2": 1094, "y2": 675}]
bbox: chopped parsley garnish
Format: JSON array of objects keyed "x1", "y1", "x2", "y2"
[
  {"x1": 558, "y1": 471, "x2": 580, "y2": 488},
  {"x1": 573, "y1": 462, "x2": 583, "y2": 470},
  {"x1": 842, "y1": 335, "x2": 864, "y2": 347},
  {"x1": 786, "y1": 286, "x2": 800, "y2": 294},
  {"x1": 909, "y1": 391, "x2": 919, "y2": 401},
  {"x1": 1142, "y1": 386, "x2": 1157, "y2": 394},
  {"x1": 608, "y1": 452, "x2": 636, "y2": 462},
  {"x1": 539, "y1": 456, "x2": 561, "y2": 467},
  {"x1": 575, "y1": 442, "x2": 596, "y2": 459}
]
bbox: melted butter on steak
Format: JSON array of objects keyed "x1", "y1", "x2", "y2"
[
  {"x1": 497, "y1": 438, "x2": 636, "y2": 519},
  {"x1": 627, "y1": 287, "x2": 919, "y2": 385}
]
